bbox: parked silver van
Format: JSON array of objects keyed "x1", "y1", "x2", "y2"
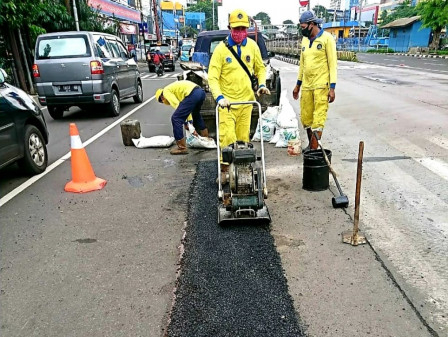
[{"x1": 33, "y1": 31, "x2": 143, "y2": 119}]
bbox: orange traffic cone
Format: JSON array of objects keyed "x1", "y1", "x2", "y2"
[{"x1": 64, "y1": 123, "x2": 107, "y2": 193}]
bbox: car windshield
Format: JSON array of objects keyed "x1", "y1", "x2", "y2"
[
  {"x1": 150, "y1": 46, "x2": 170, "y2": 53},
  {"x1": 36, "y1": 36, "x2": 91, "y2": 59}
]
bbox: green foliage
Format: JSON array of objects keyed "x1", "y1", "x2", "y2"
[
  {"x1": 78, "y1": 1, "x2": 118, "y2": 35},
  {"x1": 366, "y1": 48, "x2": 394, "y2": 53},
  {"x1": 416, "y1": 0, "x2": 448, "y2": 31},
  {"x1": 283, "y1": 19, "x2": 294, "y2": 25},
  {"x1": 185, "y1": 0, "x2": 218, "y2": 30},
  {"x1": 254, "y1": 12, "x2": 271, "y2": 25},
  {"x1": 312, "y1": 5, "x2": 330, "y2": 23},
  {"x1": 380, "y1": 0, "x2": 418, "y2": 26},
  {"x1": 180, "y1": 25, "x2": 198, "y2": 38}
]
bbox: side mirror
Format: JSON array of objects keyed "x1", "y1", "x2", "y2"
[
  {"x1": 0, "y1": 68, "x2": 7, "y2": 84},
  {"x1": 268, "y1": 51, "x2": 275, "y2": 58}
]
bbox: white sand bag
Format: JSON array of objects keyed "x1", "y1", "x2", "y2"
[
  {"x1": 186, "y1": 131, "x2": 217, "y2": 149},
  {"x1": 132, "y1": 135, "x2": 175, "y2": 148},
  {"x1": 251, "y1": 106, "x2": 280, "y2": 142},
  {"x1": 275, "y1": 127, "x2": 299, "y2": 148}
]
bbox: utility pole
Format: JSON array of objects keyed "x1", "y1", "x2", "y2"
[
  {"x1": 358, "y1": 0, "x2": 363, "y2": 52},
  {"x1": 152, "y1": 0, "x2": 161, "y2": 43},
  {"x1": 212, "y1": 0, "x2": 215, "y2": 30},
  {"x1": 73, "y1": 0, "x2": 80, "y2": 31}
]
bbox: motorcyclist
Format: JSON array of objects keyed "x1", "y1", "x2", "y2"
[{"x1": 151, "y1": 47, "x2": 165, "y2": 76}]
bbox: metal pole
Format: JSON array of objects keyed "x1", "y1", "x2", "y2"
[
  {"x1": 353, "y1": 141, "x2": 364, "y2": 241},
  {"x1": 212, "y1": 0, "x2": 215, "y2": 30},
  {"x1": 73, "y1": 0, "x2": 80, "y2": 31},
  {"x1": 358, "y1": 0, "x2": 362, "y2": 52}
]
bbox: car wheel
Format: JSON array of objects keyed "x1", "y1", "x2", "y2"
[
  {"x1": 48, "y1": 105, "x2": 64, "y2": 119},
  {"x1": 133, "y1": 81, "x2": 143, "y2": 103},
  {"x1": 106, "y1": 89, "x2": 120, "y2": 117},
  {"x1": 17, "y1": 125, "x2": 48, "y2": 175}
]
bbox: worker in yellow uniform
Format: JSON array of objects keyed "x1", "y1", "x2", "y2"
[
  {"x1": 155, "y1": 80, "x2": 208, "y2": 155},
  {"x1": 292, "y1": 10, "x2": 337, "y2": 150},
  {"x1": 208, "y1": 8, "x2": 270, "y2": 181}
]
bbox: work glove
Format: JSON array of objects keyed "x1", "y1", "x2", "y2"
[
  {"x1": 256, "y1": 86, "x2": 271, "y2": 97},
  {"x1": 218, "y1": 98, "x2": 230, "y2": 108}
]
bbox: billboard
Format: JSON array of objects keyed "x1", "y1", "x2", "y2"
[{"x1": 88, "y1": 0, "x2": 141, "y2": 23}]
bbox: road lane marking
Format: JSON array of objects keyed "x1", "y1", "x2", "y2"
[
  {"x1": 141, "y1": 74, "x2": 150, "y2": 79},
  {"x1": 389, "y1": 137, "x2": 448, "y2": 182},
  {"x1": 429, "y1": 135, "x2": 448, "y2": 151},
  {"x1": 0, "y1": 96, "x2": 156, "y2": 208}
]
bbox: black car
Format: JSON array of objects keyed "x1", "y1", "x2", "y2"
[
  {"x1": 0, "y1": 69, "x2": 49, "y2": 175},
  {"x1": 146, "y1": 43, "x2": 175, "y2": 72}
]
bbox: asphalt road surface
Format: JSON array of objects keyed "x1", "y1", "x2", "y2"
[
  {"x1": 356, "y1": 52, "x2": 448, "y2": 74},
  {"x1": 1, "y1": 56, "x2": 447, "y2": 337}
]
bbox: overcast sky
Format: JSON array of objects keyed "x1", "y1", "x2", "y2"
[{"x1": 217, "y1": 0, "x2": 331, "y2": 24}]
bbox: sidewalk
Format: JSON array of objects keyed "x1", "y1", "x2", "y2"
[{"x1": 276, "y1": 52, "x2": 448, "y2": 65}]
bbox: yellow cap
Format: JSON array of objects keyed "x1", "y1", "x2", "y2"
[
  {"x1": 155, "y1": 88, "x2": 163, "y2": 102},
  {"x1": 228, "y1": 9, "x2": 250, "y2": 28}
]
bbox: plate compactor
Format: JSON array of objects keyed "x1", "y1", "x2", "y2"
[{"x1": 216, "y1": 102, "x2": 271, "y2": 225}]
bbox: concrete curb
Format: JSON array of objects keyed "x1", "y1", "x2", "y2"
[
  {"x1": 361, "y1": 52, "x2": 448, "y2": 59},
  {"x1": 275, "y1": 53, "x2": 448, "y2": 64},
  {"x1": 275, "y1": 55, "x2": 299, "y2": 65}
]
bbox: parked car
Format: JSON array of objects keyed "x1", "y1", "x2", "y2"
[
  {"x1": 180, "y1": 44, "x2": 193, "y2": 62},
  {"x1": 0, "y1": 69, "x2": 49, "y2": 175},
  {"x1": 33, "y1": 31, "x2": 143, "y2": 120},
  {"x1": 146, "y1": 43, "x2": 175, "y2": 72}
]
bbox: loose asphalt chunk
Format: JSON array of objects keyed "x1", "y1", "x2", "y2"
[{"x1": 166, "y1": 160, "x2": 305, "y2": 337}]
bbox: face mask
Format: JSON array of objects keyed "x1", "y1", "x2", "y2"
[
  {"x1": 231, "y1": 29, "x2": 248, "y2": 44},
  {"x1": 301, "y1": 23, "x2": 312, "y2": 38}
]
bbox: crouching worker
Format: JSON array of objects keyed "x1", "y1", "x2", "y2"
[{"x1": 155, "y1": 80, "x2": 209, "y2": 155}]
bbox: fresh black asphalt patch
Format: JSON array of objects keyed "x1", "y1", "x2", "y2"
[{"x1": 166, "y1": 160, "x2": 305, "y2": 337}]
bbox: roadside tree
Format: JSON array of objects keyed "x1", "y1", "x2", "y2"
[
  {"x1": 254, "y1": 12, "x2": 271, "y2": 25},
  {"x1": 416, "y1": 0, "x2": 448, "y2": 50}
]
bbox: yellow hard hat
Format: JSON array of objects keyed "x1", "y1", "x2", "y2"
[
  {"x1": 228, "y1": 9, "x2": 250, "y2": 28},
  {"x1": 155, "y1": 88, "x2": 163, "y2": 102}
]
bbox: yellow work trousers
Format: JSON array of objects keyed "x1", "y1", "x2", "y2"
[
  {"x1": 300, "y1": 88, "x2": 329, "y2": 130},
  {"x1": 218, "y1": 104, "x2": 252, "y2": 148}
]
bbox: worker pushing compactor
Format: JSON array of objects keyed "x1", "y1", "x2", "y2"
[
  {"x1": 292, "y1": 10, "x2": 337, "y2": 151},
  {"x1": 208, "y1": 8, "x2": 271, "y2": 183},
  {"x1": 156, "y1": 80, "x2": 209, "y2": 155}
]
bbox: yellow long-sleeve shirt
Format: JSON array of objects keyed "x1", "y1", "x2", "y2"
[
  {"x1": 161, "y1": 80, "x2": 198, "y2": 109},
  {"x1": 208, "y1": 37, "x2": 266, "y2": 102},
  {"x1": 298, "y1": 30, "x2": 337, "y2": 90}
]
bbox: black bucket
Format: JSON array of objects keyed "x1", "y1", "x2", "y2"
[{"x1": 302, "y1": 149, "x2": 332, "y2": 191}]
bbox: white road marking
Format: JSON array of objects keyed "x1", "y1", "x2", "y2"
[
  {"x1": 141, "y1": 74, "x2": 151, "y2": 79},
  {"x1": 0, "y1": 96, "x2": 156, "y2": 208},
  {"x1": 419, "y1": 157, "x2": 448, "y2": 181},
  {"x1": 429, "y1": 135, "x2": 448, "y2": 151},
  {"x1": 389, "y1": 137, "x2": 448, "y2": 182},
  {"x1": 161, "y1": 74, "x2": 169, "y2": 78}
]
